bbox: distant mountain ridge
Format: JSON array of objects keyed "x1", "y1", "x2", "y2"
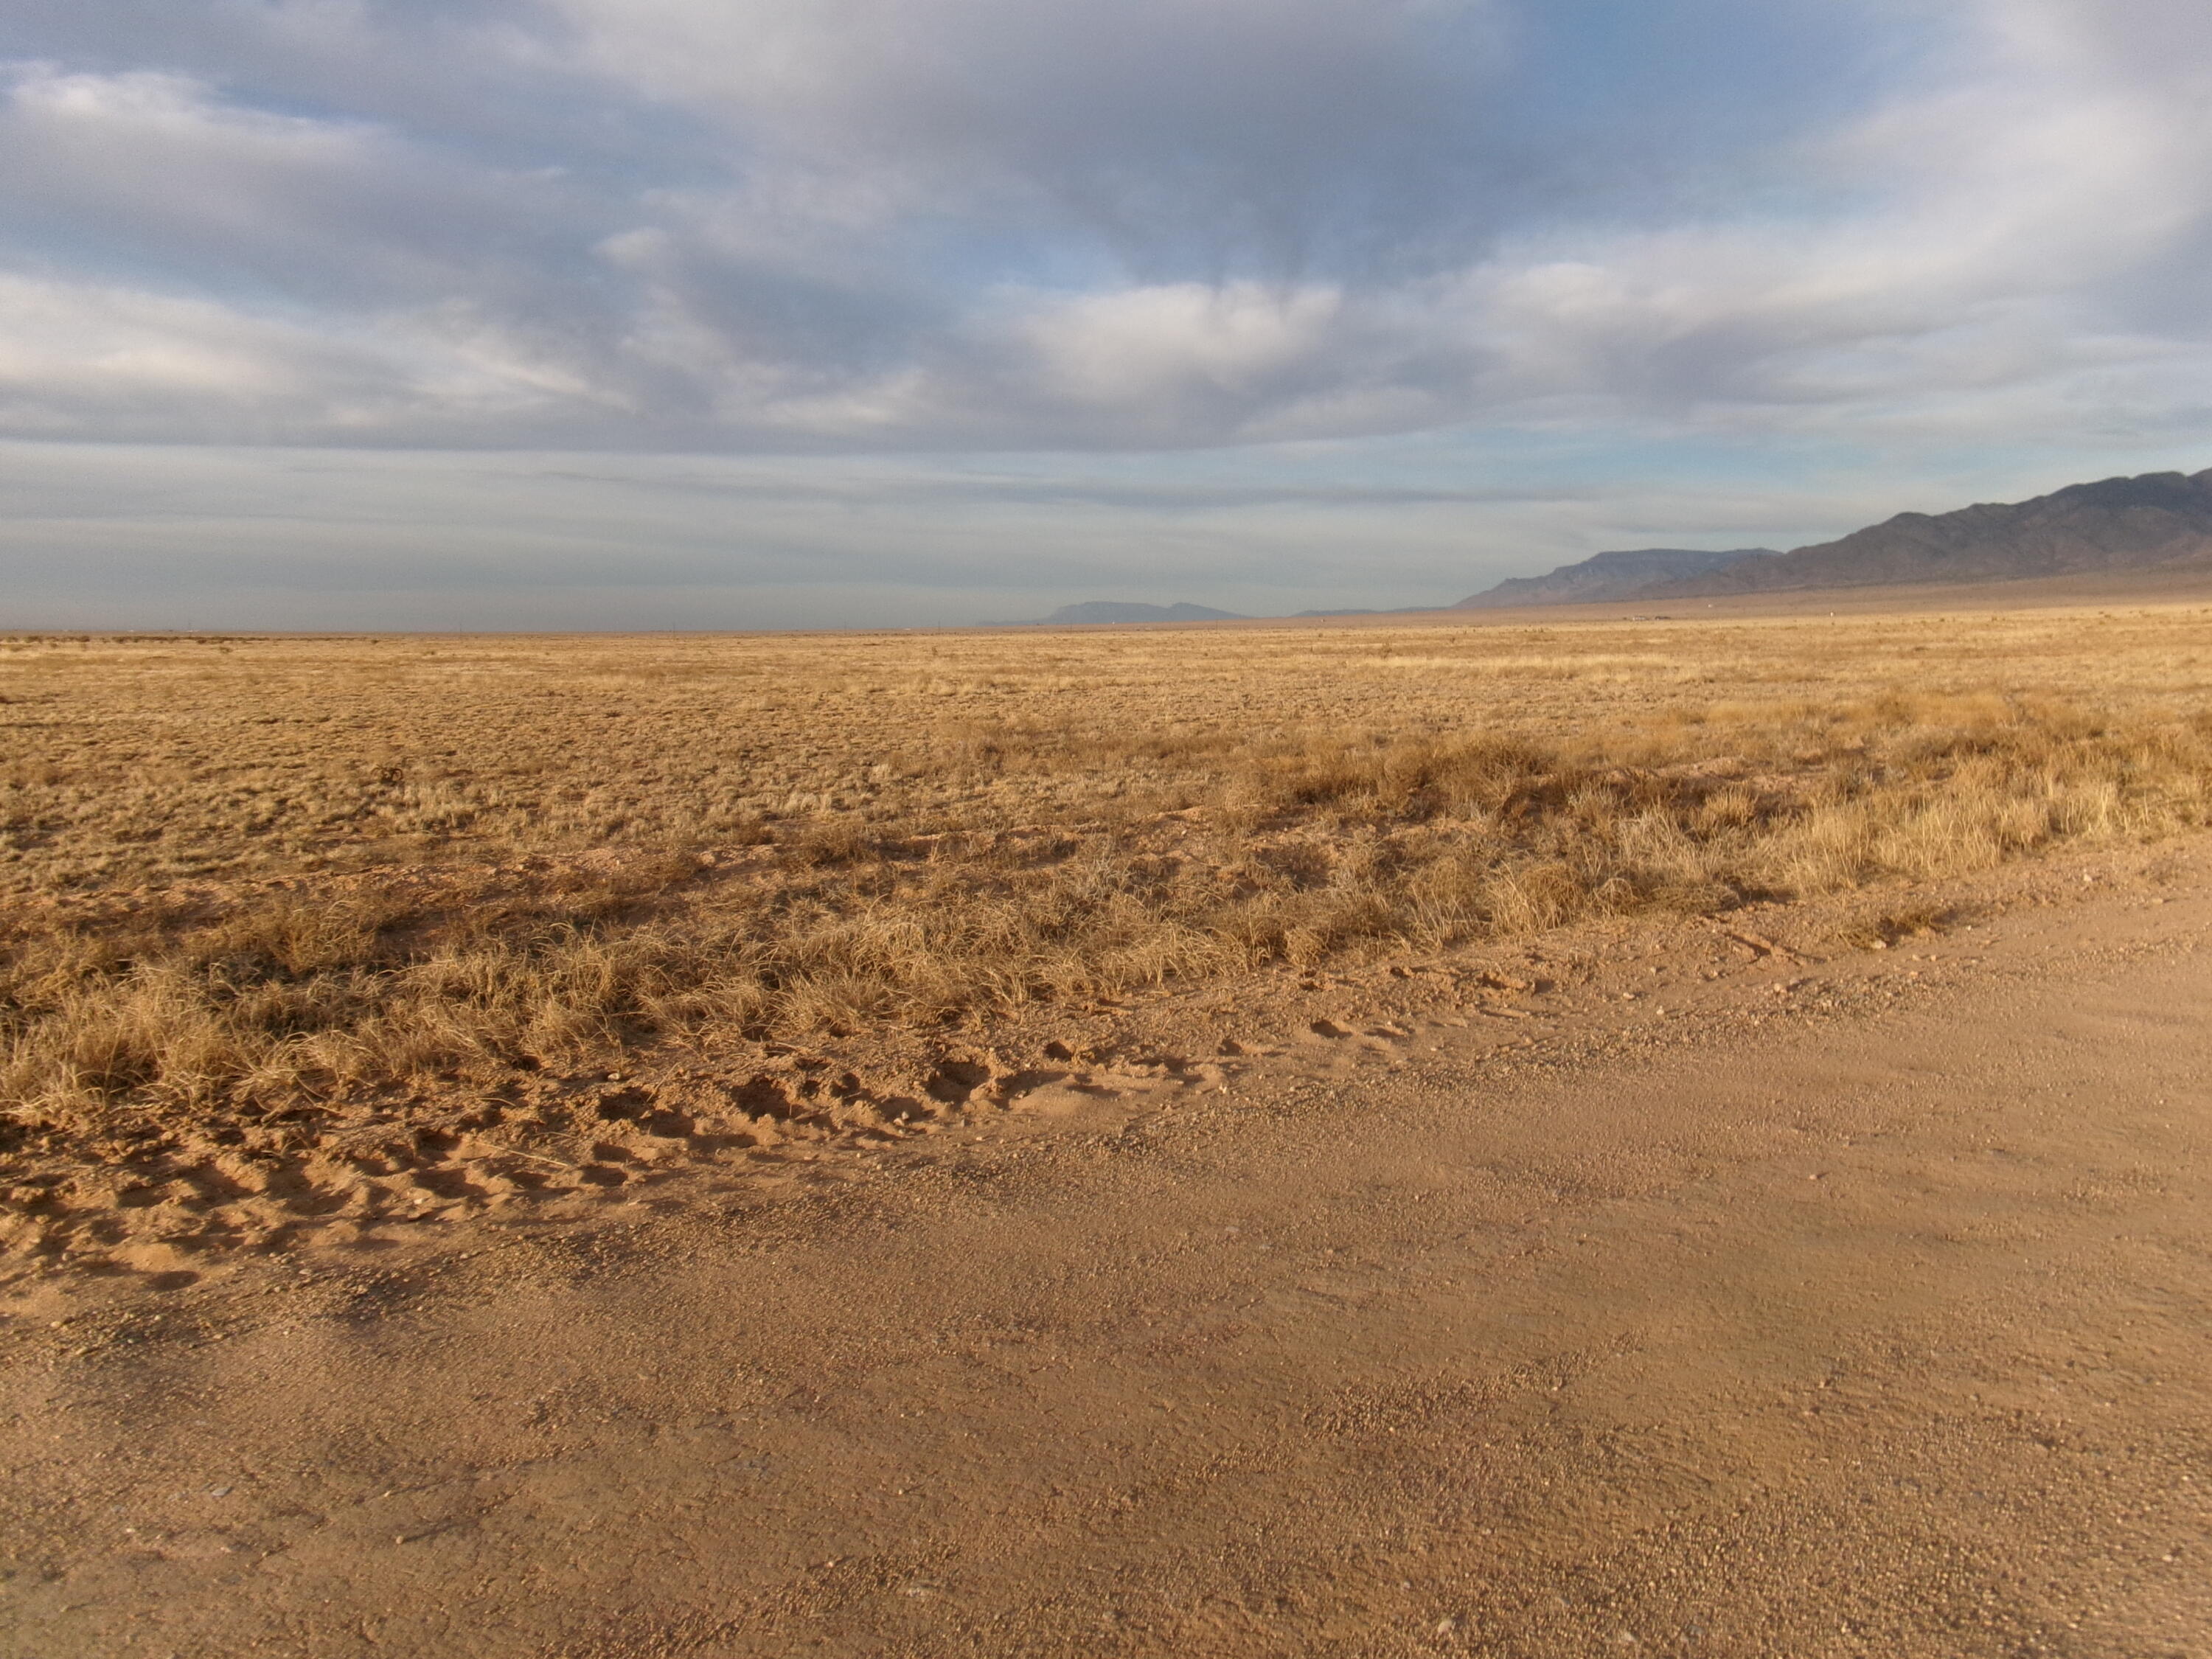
[
  {"x1": 1646, "y1": 468, "x2": 2212, "y2": 598},
  {"x1": 1457, "y1": 469, "x2": 2212, "y2": 610},
  {"x1": 1037, "y1": 602, "x2": 1247, "y2": 625},
  {"x1": 1456, "y1": 546, "x2": 1777, "y2": 609},
  {"x1": 997, "y1": 470, "x2": 2212, "y2": 627}
]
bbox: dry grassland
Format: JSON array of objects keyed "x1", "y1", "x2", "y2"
[{"x1": 4, "y1": 605, "x2": 2211, "y2": 1273}]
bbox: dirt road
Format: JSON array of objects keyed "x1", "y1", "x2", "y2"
[{"x1": 5, "y1": 869, "x2": 2210, "y2": 1658}]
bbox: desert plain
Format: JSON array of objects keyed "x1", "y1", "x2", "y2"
[{"x1": 3, "y1": 594, "x2": 2211, "y2": 1655}]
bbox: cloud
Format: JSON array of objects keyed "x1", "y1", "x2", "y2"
[
  {"x1": 545, "y1": 0, "x2": 1522, "y2": 277},
  {"x1": 0, "y1": 62, "x2": 630, "y2": 439},
  {"x1": 12, "y1": 0, "x2": 2200, "y2": 454},
  {"x1": 1, "y1": 0, "x2": 2210, "y2": 625}
]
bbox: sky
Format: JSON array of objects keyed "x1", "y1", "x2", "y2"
[{"x1": 4, "y1": 0, "x2": 2211, "y2": 629}]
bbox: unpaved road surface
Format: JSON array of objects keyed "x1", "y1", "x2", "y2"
[{"x1": 5, "y1": 866, "x2": 2211, "y2": 1658}]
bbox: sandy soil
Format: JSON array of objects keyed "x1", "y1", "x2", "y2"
[{"x1": 4, "y1": 843, "x2": 2210, "y2": 1658}]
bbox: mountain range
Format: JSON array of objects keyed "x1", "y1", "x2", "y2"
[
  {"x1": 1455, "y1": 467, "x2": 2212, "y2": 608},
  {"x1": 1033, "y1": 601, "x2": 1247, "y2": 625},
  {"x1": 1012, "y1": 467, "x2": 2212, "y2": 625},
  {"x1": 1453, "y1": 546, "x2": 1778, "y2": 608}
]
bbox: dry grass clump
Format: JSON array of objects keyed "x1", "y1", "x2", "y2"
[{"x1": 4, "y1": 608, "x2": 2212, "y2": 1140}]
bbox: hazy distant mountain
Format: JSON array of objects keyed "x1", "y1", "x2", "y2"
[
  {"x1": 1040, "y1": 601, "x2": 1247, "y2": 625},
  {"x1": 1455, "y1": 547, "x2": 1776, "y2": 609},
  {"x1": 1635, "y1": 469, "x2": 2212, "y2": 601},
  {"x1": 1009, "y1": 469, "x2": 2212, "y2": 629}
]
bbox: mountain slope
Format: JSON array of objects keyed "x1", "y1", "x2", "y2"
[
  {"x1": 1643, "y1": 469, "x2": 2212, "y2": 599},
  {"x1": 1042, "y1": 602, "x2": 1246, "y2": 625},
  {"x1": 1455, "y1": 547, "x2": 1776, "y2": 609}
]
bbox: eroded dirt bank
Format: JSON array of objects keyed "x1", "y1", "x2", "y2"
[{"x1": 4, "y1": 854, "x2": 2210, "y2": 1658}]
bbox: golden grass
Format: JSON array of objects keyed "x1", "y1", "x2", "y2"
[{"x1": 5, "y1": 606, "x2": 2211, "y2": 1138}]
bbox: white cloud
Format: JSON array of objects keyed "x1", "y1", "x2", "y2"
[
  {"x1": 1, "y1": 65, "x2": 445, "y2": 299},
  {"x1": 1, "y1": 0, "x2": 2211, "y2": 622},
  {"x1": 1420, "y1": 0, "x2": 2212, "y2": 437},
  {"x1": 0, "y1": 274, "x2": 387, "y2": 434},
  {"x1": 6, "y1": 0, "x2": 2208, "y2": 453},
  {"x1": 0, "y1": 271, "x2": 620, "y2": 440}
]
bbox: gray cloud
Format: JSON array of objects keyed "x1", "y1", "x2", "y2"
[
  {"x1": 2, "y1": 0, "x2": 2211, "y2": 625},
  {"x1": 8, "y1": 0, "x2": 2197, "y2": 454}
]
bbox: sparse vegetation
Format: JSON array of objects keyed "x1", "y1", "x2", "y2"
[{"x1": 4, "y1": 610, "x2": 2211, "y2": 1138}]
